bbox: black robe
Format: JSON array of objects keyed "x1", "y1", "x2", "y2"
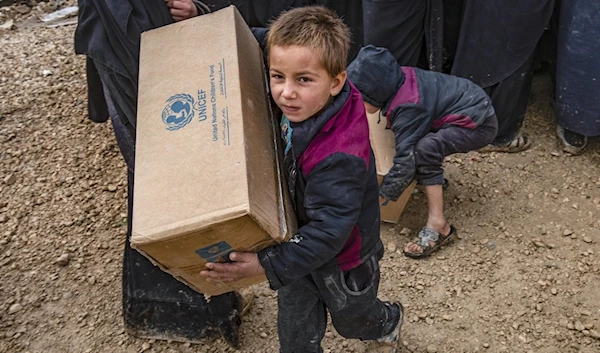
[
  {"x1": 436, "y1": 0, "x2": 555, "y2": 142},
  {"x1": 556, "y1": 0, "x2": 600, "y2": 136}
]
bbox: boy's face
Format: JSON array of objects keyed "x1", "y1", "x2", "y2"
[{"x1": 269, "y1": 45, "x2": 346, "y2": 123}]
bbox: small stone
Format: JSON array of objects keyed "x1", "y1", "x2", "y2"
[
  {"x1": 41, "y1": 69, "x2": 53, "y2": 77},
  {"x1": 400, "y1": 227, "x2": 411, "y2": 235},
  {"x1": 483, "y1": 343, "x2": 490, "y2": 348},
  {"x1": 55, "y1": 253, "x2": 70, "y2": 266},
  {"x1": 590, "y1": 330, "x2": 600, "y2": 339},
  {"x1": 387, "y1": 242, "x2": 397, "y2": 252},
  {"x1": 141, "y1": 342, "x2": 151, "y2": 352},
  {"x1": 486, "y1": 241, "x2": 496, "y2": 250},
  {"x1": 260, "y1": 332, "x2": 268, "y2": 338},
  {"x1": 0, "y1": 214, "x2": 7, "y2": 223},
  {"x1": 533, "y1": 241, "x2": 546, "y2": 248},
  {"x1": 426, "y1": 344, "x2": 438, "y2": 353},
  {"x1": 14, "y1": 4, "x2": 31, "y2": 14},
  {"x1": 3, "y1": 173, "x2": 16, "y2": 185},
  {"x1": 575, "y1": 321, "x2": 585, "y2": 332},
  {"x1": 0, "y1": 19, "x2": 15, "y2": 30},
  {"x1": 62, "y1": 292, "x2": 73, "y2": 299},
  {"x1": 583, "y1": 237, "x2": 593, "y2": 244},
  {"x1": 563, "y1": 230, "x2": 574, "y2": 236},
  {"x1": 9, "y1": 303, "x2": 22, "y2": 314},
  {"x1": 425, "y1": 318, "x2": 434, "y2": 325},
  {"x1": 107, "y1": 184, "x2": 118, "y2": 192},
  {"x1": 551, "y1": 288, "x2": 558, "y2": 295},
  {"x1": 442, "y1": 315, "x2": 453, "y2": 321}
]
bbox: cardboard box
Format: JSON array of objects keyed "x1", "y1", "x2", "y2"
[
  {"x1": 132, "y1": 6, "x2": 296, "y2": 296},
  {"x1": 367, "y1": 113, "x2": 416, "y2": 223}
]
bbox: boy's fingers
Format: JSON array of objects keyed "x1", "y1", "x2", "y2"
[
  {"x1": 231, "y1": 252, "x2": 254, "y2": 263},
  {"x1": 170, "y1": 9, "x2": 187, "y2": 17}
]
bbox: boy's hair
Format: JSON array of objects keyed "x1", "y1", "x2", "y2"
[{"x1": 267, "y1": 6, "x2": 350, "y2": 77}]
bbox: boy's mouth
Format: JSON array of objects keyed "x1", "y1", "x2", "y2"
[{"x1": 281, "y1": 105, "x2": 300, "y2": 114}]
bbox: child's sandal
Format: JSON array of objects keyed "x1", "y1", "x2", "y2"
[{"x1": 403, "y1": 225, "x2": 456, "y2": 259}]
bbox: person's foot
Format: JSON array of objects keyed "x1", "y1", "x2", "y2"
[
  {"x1": 365, "y1": 303, "x2": 404, "y2": 353},
  {"x1": 478, "y1": 134, "x2": 531, "y2": 153},
  {"x1": 556, "y1": 125, "x2": 587, "y2": 155},
  {"x1": 403, "y1": 224, "x2": 455, "y2": 259}
]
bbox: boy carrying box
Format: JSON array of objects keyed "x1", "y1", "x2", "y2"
[
  {"x1": 347, "y1": 45, "x2": 498, "y2": 259},
  {"x1": 201, "y1": 7, "x2": 404, "y2": 353}
]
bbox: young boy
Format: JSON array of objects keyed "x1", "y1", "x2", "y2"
[
  {"x1": 347, "y1": 45, "x2": 498, "y2": 259},
  {"x1": 201, "y1": 7, "x2": 404, "y2": 353}
]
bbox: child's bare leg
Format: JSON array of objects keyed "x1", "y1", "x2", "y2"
[{"x1": 404, "y1": 184, "x2": 451, "y2": 255}]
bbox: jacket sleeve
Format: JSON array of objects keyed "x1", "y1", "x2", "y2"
[
  {"x1": 380, "y1": 104, "x2": 432, "y2": 201},
  {"x1": 258, "y1": 153, "x2": 367, "y2": 290}
]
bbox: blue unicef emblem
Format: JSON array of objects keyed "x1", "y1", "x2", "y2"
[
  {"x1": 196, "y1": 241, "x2": 234, "y2": 263},
  {"x1": 162, "y1": 93, "x2": 195, "y2": 131}
]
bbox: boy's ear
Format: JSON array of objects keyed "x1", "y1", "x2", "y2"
[{"x1": 330, "y1": 71, "x2": 347, "y2": 96}]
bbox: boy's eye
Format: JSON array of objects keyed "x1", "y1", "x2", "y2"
[
  {"x1": 298, "y1": 77, "x2": 311, "y2": 83},
  {"x1": 271, "y1": 73, "x2": 283, "y2": 80}
]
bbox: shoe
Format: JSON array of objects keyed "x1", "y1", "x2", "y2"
[
  {"x1": 365, "y1": 302, "x2": 404, "y2": 353},
  {"x1": 478, "y1": 134, "x2": 531, "y2": 153},
  {"x1": 556, "y1": 125, "x2": 587, "y2": 155}
]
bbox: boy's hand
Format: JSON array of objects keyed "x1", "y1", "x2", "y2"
[
  {"x1": 166, "y1": 0, "x2": 199, "y2": 21},
  {"x1": 200, "y1": 252, "x2": 265, "y2": 283}
]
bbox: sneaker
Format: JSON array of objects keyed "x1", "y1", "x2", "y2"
[
  {"x1": 556, "y1": 125, "x2": 587, "y2": 155},
  {"x1": 365, "y1": 302, "x2": 404, "y2": 353}
]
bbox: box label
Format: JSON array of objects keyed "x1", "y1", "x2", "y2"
[
  {"x1": 160, "y1": 58, "x2": 230, "y2": 146},
  {"x1": 196, "y1": 241, "x2": 234, "y2": 263}
]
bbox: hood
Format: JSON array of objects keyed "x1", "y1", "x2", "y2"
[{"x1": 346, "y1": 45, "x2": 404, "y2": 113}]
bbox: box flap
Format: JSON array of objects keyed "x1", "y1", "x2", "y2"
[{"x1": 367, "y1": 112, "x2": 396, "y2": 176}]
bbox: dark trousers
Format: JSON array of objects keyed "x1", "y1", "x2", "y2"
[
  {"x1": 415, "y1": 114, "x2": 498, "y2": 185},
  {"x1": 484, "y1": 54, "x2": 536, "y2": 144},
  {"x1": 277, "y1": 253, "x2": 399, "y2": 353},
  {"x1": 362, "y1": 0, "x2": 427, "y2": 66}
]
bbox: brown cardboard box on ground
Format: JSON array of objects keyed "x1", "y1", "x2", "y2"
[
  {"x1": 367, "y1": 113, "x2": 416, "y2": 223},
  {"x1": 132, "y1": 6, "x2": 296, "y2": 296}
]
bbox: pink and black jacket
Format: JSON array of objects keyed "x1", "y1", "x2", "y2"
[
  {"x1": 347, "y1": 45, "x2": 496, "y2": 201},
  {"x1": 257, "y1": 81, "x2": 384, "y2": 290}
]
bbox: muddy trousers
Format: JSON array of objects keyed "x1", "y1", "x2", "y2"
[
  {"x1": 277, "y1": 253, "x2": 400, "y2": 353},
  {"x1": 415, "y1": 114, "x2": 498, "y2": 186}
]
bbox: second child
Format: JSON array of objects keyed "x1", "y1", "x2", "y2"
[{"x1": 347, "y1": 45, "x2": 498, "y2": 259}]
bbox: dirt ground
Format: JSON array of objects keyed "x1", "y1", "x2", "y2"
[{"x1": 1, "y1": 3, "x2": 600, "y2": 353}]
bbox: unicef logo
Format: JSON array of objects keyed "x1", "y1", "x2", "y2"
[{"x1": 162, "y1": 94, "x2": 195, "y2": 131}]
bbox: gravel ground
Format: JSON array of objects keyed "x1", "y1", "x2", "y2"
[{"x1": 1, "y1": 2, "x2": 600, "y2": 353}]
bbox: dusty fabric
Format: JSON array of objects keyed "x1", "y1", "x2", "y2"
[
  {"x1": 555, "y1": 0, "x2": 600, "y2": 136},
  {"x1": 277, "y1": 253, "x2": 400, "y2": 353}
]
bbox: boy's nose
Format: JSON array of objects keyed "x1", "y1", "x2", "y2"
[{"x1": 281, "y1": 82, "x2": 296, "y2": 99}]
